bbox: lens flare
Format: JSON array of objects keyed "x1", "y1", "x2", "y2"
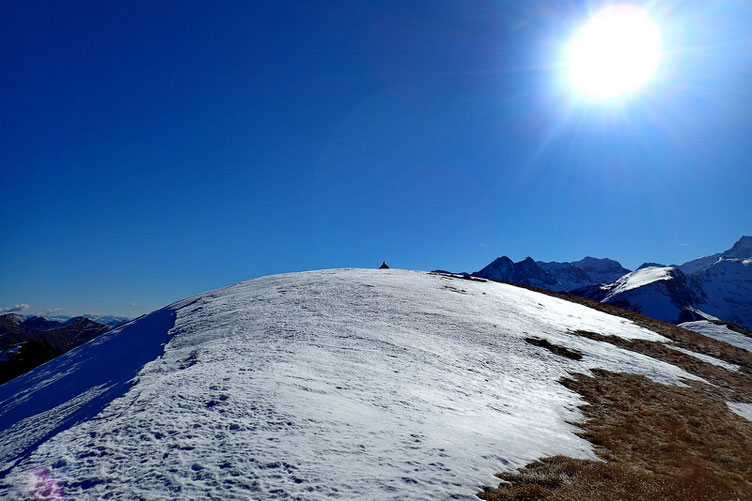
[
  {"x1": 567, "y1": 4, "x2": 662, "y2": 98},
  {"x1": 27, "y1": 468, "x2": 65, "y2": 501}
]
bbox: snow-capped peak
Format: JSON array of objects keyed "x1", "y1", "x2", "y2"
[{"x1": 601, "y1": 266, "x2": 675, "y2": 299}]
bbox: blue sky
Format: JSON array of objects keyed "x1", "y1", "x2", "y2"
[{"x1": 2, "y1": 1, "x2": 751, "y2": 316}]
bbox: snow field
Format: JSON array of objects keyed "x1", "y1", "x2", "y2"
[{"x1": 0, "y1": 269, "x2": 706, "y2": 499}]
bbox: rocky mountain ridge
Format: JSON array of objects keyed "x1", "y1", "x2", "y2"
[
  {"x1": 471, "y1": 236, "x2": 752, "y2": 329},
  {"x1": 471, "y1": 256, "x2": 630, "y2": 292}
]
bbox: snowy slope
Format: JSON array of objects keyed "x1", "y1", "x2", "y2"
[
  {"x1": 666, "y1": 345, "x2": 739, "y2": 371},
  {"x1": 680, "y1": 321, "x2": 752, "y2": 352},
  {"x1": 695, "y1": 258, "x2": 752, "y2": 329},
  {"x1": 578, "y1": 247, "x2": 752, "y2": 330},
  {"x1": 727, "y1": 402, "x2": 752, "y2": 421},
  {"x1": 0, "y1": 270, "x2": 703, "y2": 499},
  {"x1": 602, "y1": 266, "x2": 675, "y2": 299},
  {"x1": 673, "y1": 236, "x2": 752, "y2": 328},
  {"x1": 571, "y1": 266, "x2": 709, "y2": 325}
]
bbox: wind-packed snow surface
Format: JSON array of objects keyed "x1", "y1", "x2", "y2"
[{"x1": 0, "y1": 270, "x2": 703, "y2": 499}]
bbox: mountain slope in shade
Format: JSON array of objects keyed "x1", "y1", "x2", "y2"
[
  {"x1": 567, "y1": 257, "x2": 631, "y2": 285},
  {"x1": 32, "y1": 314, "x2": 131, "y2": 328},
  {"x1": 678, "y1": 253, "x2": 723, "y2": 275},
  {"x1": 80, "y1": 314, "x2": 131, "y2": 328},
  {"x1": 721, "y1": 236, "x2": 752, "y2": 260},
  {"x1": 695, "y1": 258, "x2": 752, "y2": 329},
  {"x1": 471, "y1": 256, "x2": 560, "y2": 289},
  {"x1": 0, "y1": 269, "x2": 702, "y2": 499},
  {"x1": 685, "y1": 236, "x2": 752, "y2": 329}
]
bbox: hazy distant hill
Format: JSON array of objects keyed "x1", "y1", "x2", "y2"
[{"x1": 39, "y1": 314, "x2": 131, "y2": 328}]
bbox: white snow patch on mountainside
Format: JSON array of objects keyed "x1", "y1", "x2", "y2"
[
  {"x1": 727, "y1": 402, "x2": 752, "y2": 422},
  {"x1": 0, "y1": 270, "x2": 703, "y2": 499},
  {"x1": 603, "y1": 266, "x2": 674, "y2": 300},
  {"x1": 680, "y1": 321, "x2": 752, "y2": 353},
  {"x1": 666, "y1": 346, "x2": 739, "y2": 372}
]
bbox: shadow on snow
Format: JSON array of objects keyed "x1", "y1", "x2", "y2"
[{"x1": 0, "y1": 308, "x2": 177, "y2": 478}]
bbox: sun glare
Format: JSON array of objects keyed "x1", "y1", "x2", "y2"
[{"x1": 567, "y1": 4, "x2": 662, "y2": 99}]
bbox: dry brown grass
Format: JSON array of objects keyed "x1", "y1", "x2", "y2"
[
  {"x1": 570, "y1": 330, "x2": 752, "y2": 403},
  {"x1": 478, "y1": 370, "x2": 752, "y2": 501},
  {"x1": 476, "y1": 279, "x2": 752, "y2": 501}
]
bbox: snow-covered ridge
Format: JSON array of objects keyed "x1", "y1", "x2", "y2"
[
  {"x1": 601, "y1": 266, "x2": 674, "y2": 300},
  {"x1": 0, "y1": 270, "x2": 705, "y2": 499}
]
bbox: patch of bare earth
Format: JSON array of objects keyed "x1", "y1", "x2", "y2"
[
  {"x1": 476, "y1": 280, "x2": 752, "y2": 501},
  {"x1": 524, "y1": 337, "x2": 583, "y2": 361},
  {"x1": 479, "y1": 370, "x2": 752, "y2": 500}
]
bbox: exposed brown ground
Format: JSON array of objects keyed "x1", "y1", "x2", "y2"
[
  {"x1": 478, "y1": 370, "x2": 752, "y2": 501},
  {"x1": 475, "y1": 280, "x2": 752, "y2": 501},
  {"x1": 524, "y1": 337, "x2": 583, "y2": 361}
]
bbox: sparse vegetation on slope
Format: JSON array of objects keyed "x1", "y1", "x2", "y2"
[
  {"x1": 479, "y1": 369, "x2": 752, "y2": 500},
  {"x1": 479, "y1": 283, "x2": 752, "y2": 501},
  {"x1": 503, "y1": 281, "x2": 752, "y2": 368}
]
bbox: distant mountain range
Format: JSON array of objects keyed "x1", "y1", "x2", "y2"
[
  {"x1": 0, "y1": 314, "x2": 121, "y2": 384},
  {"x1": 471, "y1": 256, "x2": 629, "y2": 292},
  {"x1": 468, "y1": 236, "x2": 752, "y2": 329},
  {"x1": 40, "y1": 314, "x2": 131, "y2": 328}
]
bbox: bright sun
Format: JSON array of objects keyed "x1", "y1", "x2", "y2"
[{"x1": 567, "y1": 4, "x2": 662, "y2": 98}]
